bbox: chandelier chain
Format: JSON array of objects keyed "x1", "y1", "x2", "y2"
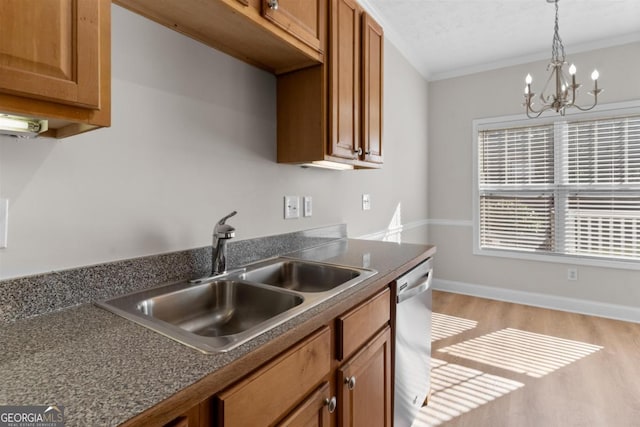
[{"x1": 551, "y1": 0, "x2": 565, "y2": 63}]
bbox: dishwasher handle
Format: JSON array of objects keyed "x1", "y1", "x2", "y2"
[{"x1": 397, "y1": 269, "x2": 432, "y2": 304}]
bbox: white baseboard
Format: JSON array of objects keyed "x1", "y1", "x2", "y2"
[{"x1": 433, "y1": 278, "x2": 640, "y2": 324}]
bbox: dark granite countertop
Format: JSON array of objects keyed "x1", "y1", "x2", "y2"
[{"x1": 0, "y1": 238, "x2": 434, "y2": 426}]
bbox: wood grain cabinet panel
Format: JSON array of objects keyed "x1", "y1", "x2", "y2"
[
  {"x1": 276, "y1": 0, "x2": 384, "y2": 169},
  {"x1": 337, "y1": 287, "x2": 390, "y2": 361},
  {"x1": 262, "y1": 0, "x2": 324, "y2": 54},
  {"x1": 216, "y1": 327, "x2": 331, "y2": 426},
  {"x1": 114, "y1": 0, "x2": 324, "y2": 75},
  {"x1": 329, "y1": 0, "x2": 360, "y2": 160},
  {"x1": 338, "y1": 327, "x2": 392, "y2": 427},
  {"x1": 0, "y1": 0, "x2": 110, "y2": 138},
  {"x1": 0, "y1": 0, "x2": 100, "y2": 108},
  {"x1": 162, "y1": 399, "x2": 211, "y2": 427},
  {"x1": 277, "y1": 382, "x2": 332, "y2": 427},
  {"x1": 361, "y1": 12, "x2": 383, "y2": 164}
]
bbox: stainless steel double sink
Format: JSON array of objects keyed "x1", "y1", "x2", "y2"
[{"x1": 97, "y1": 257, "x2": 376, "y2": 353}]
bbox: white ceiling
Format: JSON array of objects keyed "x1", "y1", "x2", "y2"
[{"x1": 361, "y1": 0, "x2": 640, "y2": 80}]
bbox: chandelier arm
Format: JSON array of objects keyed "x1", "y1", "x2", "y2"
[
  {"x1": 524, "y1": 95, "x2": 548, "y2": 118},
  {"x1": 526, "y1": 108, "x2": 547, "y2": 119},
  {"x1": 572, "y1": 98, "x2": 599, "y2": 112}
]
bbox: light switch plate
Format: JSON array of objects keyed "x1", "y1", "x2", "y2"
[
  {"x1": 303, "y1": 196, "x2": 312, "y2": 217},
  {"x1": 362, "y1": 194, "x2": 371, "y2": 211},
  {"x1": 284, "y1": 196, "x2": 300, "y2": 219},
  {"x1": 0, "y1": 198, "x2": 8, "y2": 248}
]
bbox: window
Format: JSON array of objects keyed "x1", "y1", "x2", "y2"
[{"x1": 474, "y1": 102, "x2": 640, "y2": 266}]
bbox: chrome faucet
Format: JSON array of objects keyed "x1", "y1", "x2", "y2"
[{"x1": 212, "y1": 211, "x2": 237, "y2": 275}]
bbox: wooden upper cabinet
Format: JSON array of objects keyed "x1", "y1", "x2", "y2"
[
  {"x1": 115, "y1": 0, "x2": 325, "y2": 75},
  {"x1": 0, "y1": 0, "x2": 100, "y2": 108},
  {"x1": 0, "y1": 0, "x2": 110, "y2": 138},
  {"x1": 329, "y1": 0, "x2": 360, "y2": 161},
  {"x1": 262, "y1": 0, "x2": 325, "y2": 54},
  {"x1": 361, "y1": 12, "x2": 383, "y2": 164},
  {"x1": 274, "y1": 0, "x2": 385, "y2": 169}
]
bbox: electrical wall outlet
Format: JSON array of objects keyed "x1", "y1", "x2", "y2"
[
  {"x1": 567, "y1": 267, "x2": 578, "y2": 281},
  {"x1": 0, "y1": 199, "x2": 8, "y2": 248},
  {"x1": 303, "y1": 196, "x2": 312, "y2": 217},
  {"x1": 284, "y1": 196, "x2": 300, "y2": 219},
  {"x1": 362, "y1": 194, "x2": 371, "y2": 211}
]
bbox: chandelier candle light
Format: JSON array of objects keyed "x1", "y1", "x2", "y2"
[{"x1": 523, "y1": 0, "x2": 602, "y2": 118}]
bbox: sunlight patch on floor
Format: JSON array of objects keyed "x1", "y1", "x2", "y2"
[
  {"x1": 432, "y1": 313, "x2": 478, "y2": 342},
  {"x1": 412, "y1": 358, "x2": 525, "y2": 426},
  {"x1": 437, "y1": 328, "x2": 603, "y2": 378}
]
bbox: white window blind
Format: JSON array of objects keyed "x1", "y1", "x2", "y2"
[
  {"x1": 561, "y1": 116, "x2": 640, "y2": 259},
  {"x1": 477, "y1": 113, "x2": 640, "y2": 262}
]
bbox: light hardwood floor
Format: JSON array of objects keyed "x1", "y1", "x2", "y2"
[{"x1": 414, "y1": 291, "x2": 640, "y2": 427}]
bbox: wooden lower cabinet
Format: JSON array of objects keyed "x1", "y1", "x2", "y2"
[
  {"x1": 337, "y1": 327, "x2": 392, "y2": 427},
  {"x1": 135, "y1": 286, "x2": 394, "y2": 427},
  {"x1": 163, "y1": 399, "x2": 211, "y2": 427},
  {"x1": 277, "y1": 382, "x2": 333, "y2": 427},
  {"x1": 216, "y1": 327, "x2": 332, "y2": 426},
  {"x1": 213, "y1": 288, "x2": 392, "y2": 427}
]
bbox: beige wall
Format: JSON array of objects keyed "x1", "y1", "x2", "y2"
[
  {"x1": 0, "y1": 5, "x2": 429, "y2": 279},
  {"x1": 428, "y1": 42, "x2": 640, "y2": 309}
]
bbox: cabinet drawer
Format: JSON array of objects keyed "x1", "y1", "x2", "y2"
[
  {"x1": 337, "y1": 288, "x2": 390, "y2": 361},
  {"x1": 262, "y1": 0, "x2": 325, "y2": 54},
  {"x1": 216, "y1": 326, "x2": 331, "y2": 426}
]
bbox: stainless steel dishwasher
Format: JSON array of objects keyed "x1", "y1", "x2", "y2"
[{"x1": 394, "y1": 258, "x2": 432, "y2": 427}]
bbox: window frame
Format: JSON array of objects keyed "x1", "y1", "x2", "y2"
[{"x1": 472, "y1": 100, "x2": 640, "y2": 270}]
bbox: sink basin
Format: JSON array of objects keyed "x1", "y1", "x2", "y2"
[
  {"x1": 97, "y1": 279, "x2": 306, "y2": 353},
  {"x1": 97, "y1": 257, "x2": 376, "y2": 353},
  {"x1": 136, "y1": 280, "x2": 303, "y2": 337},
  {"x1": 240, "y1": 259, "x2": 361, "y2": 293}
]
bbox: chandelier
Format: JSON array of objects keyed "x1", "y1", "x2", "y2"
[{"x1": 523, "y1": 0, "x2": 602, "y2": 118}]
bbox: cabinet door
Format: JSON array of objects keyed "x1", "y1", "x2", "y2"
[
  {"x1": 163, "y1": 399, "x2": 210, "y2": 427},
  {"x1": 262, "y1": 0, "x2": 324, "y2": 53},
  {"x1": 277, "y1": 382, "x2": 333, "y2": 427},
  {"x1": 338, "y1": 327, "x2": 392, "y2": 427},
  {"x1": 329, "y1": 0, "x2": 360, "y2": 160},
  {"x1": 217, "y1": 327, "x2": 331, "y2": 426},
  {"x1": 0, "y1": 0, "x2": 101, "y2": 108},
  {"x1": 361, "y1": 12, "x2": 383, "y2": 164}
]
